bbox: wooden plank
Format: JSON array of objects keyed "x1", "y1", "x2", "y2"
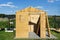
[
  {"x1": 40, "y1": 13, "x2": 46, "y2": 38},
  {"x1": 46, "y1": 14, "x2": 51, "y2": 37},
  {"x1": 16, "y1": 12, "x2": 29, "y2": 38}
]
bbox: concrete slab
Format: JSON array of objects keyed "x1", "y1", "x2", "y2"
[
  {"x1": 15, "y1": 32, "x2": 57, "y2": 39},
  {"x1": 29, "y1": 32, "x2": 40, "y2": 39},
  {"x1": 29, "y1": 32, "x2": 57, "y2": 39}
]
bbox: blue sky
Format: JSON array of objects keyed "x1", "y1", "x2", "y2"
[{"x1": 0, "y1": 0, "x2": 60, "y2": 15}]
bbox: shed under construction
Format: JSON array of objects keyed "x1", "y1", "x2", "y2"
[{"x1": 16, "y1": 7, "x2": 50, "y2": 38}]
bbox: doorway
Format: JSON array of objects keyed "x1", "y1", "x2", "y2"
[{"x1": 29, "y1": 14, "x2": 40, "y2": 32}]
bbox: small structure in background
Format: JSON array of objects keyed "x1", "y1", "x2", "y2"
[
  {"x1": 0, "y1": 18, "x2": 8, "y2": 21},
  {"x1": 5, "y1": 17, "x2": 14, "y2": 32},
  {"x1": 16, "y1": 7, "x2": 51, "y2": 38},
  {"x1": 0, "y1": 28, "x2": 4, "y2": 31},
  {"x1": 10, "y1": 22, "x2": 13, "y2": 25},
  {"x1": 5, "y1": 28, "x2": 13, "y2": 32}
]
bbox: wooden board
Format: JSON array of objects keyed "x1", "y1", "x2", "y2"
[
  {"x1": 16, "y1": 12, "x2": 29, "y2": 38},
  {"x1": 40, "y1": 13, "x2": 46, "y2": 38}
]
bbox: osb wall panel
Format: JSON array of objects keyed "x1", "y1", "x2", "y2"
[{"x1": 16, "y1": 12, "x2": 29, "y2": 38}]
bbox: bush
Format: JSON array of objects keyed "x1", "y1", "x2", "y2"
[
  {"x1": 0, "y1": 28, "x2": 4, "y2": 31},
  {"x1": 0, "y1": 19, "x2": 15, "y2": 28},
  {"x1": 0, "y1": 21, "x2": 9, "y2": 28}
]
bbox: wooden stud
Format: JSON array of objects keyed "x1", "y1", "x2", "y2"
[
  {"x1": 40, "y1": 13, "x2": 46, "y2": 38},
  {"x1": 46, "y1": 13, "x2": 51, "y2": 37}
]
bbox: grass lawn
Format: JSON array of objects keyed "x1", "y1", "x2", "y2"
[
  {"x1": 51, "y1": 31, "x2": 60, "y2": 40},
  {"x1": 0, "y1": 30, "x2": 15, "y2": 40},
  {"x1": 0, "y1": 30, "x2": 60, "y2": 40}
]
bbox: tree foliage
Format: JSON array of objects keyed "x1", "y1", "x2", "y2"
[
  {"x1": 0, "y1": 14, "x2": 5, "y2": 18},
  {"x1": 49, "y1": 15, "x2": 60, "y2": 28}
]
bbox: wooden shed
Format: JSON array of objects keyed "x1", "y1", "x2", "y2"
[{"x1": 16, "y1": 7, "x2": 50, "y2": 38}]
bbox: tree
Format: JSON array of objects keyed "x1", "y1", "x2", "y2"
[{"x1": 0, "y1": 14, "x2": 5, "y2": 18}]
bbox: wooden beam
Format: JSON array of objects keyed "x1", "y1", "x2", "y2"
[
  {"x1": 40, "y1": 13, "x2": 46, "y2": 38},
  {"x1": 46, "y1": 14, "x2": 51, "y2": 37}
]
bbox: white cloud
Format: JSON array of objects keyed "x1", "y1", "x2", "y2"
[
  {"x1": 0, "y1": 2, "x2": 17, "y2": 8},
  {"x1": 48, "y1": 0, "x2": 54, "y2": 3},
  {"x1": 34, "y1": 6, "x2": 43, "y2": 9},
  {"x1": 48, "y1": 0, "x2": 59, "y2": 3}
]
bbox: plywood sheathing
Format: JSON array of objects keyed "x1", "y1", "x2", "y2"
[
  {"x1": 40, "y1": 13, "x2": 46, "y2": 38},
  {"x1": 16, "y1": 12, "x2": 29, "y2": 38}
]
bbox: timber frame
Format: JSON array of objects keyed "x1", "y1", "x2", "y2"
[{"x1": 16, "y1": 7, "x2": 51, "y2": 38}]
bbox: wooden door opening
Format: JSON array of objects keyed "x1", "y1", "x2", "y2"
[{"x1": 29, "y1": 14, "x2": 40, "y2": 33}]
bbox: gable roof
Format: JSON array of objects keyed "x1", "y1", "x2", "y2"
[{"x1": 17, "y1": 6, "x2": 45, "y2": 13}]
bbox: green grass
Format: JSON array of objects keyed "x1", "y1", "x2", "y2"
[
  {"x1": 0, "y1": 21, "x2": 9, "y2": 28},
  {"x1": 0, "y1": 30, "x2": 15, "y2": 40},
  {"x1": 51, "y1": 31, "x2": 60, "y2": 40},
  {"x1": 0, "y1": 20, "x2": 15, "y2": 28},
  {"x1": 0, "y1": 30, "x2": 60, "y2": 40}
]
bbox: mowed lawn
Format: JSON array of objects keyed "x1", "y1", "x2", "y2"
[
  {"x1": 0, "y1": 31, "x2": 15, "y2": 40},
  {"x1": 0, "y1": 30, "x2": 60, "y2": 40},
  {"x1": 51, "y1": 31, "x2": 60, "y2": 40},
  {"x1": 0, "y1": 31, "x2": 37, "y2": 40}
]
